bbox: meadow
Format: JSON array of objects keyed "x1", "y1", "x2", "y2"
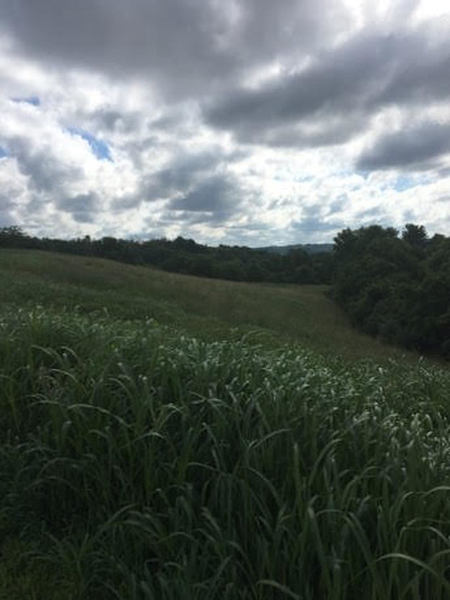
[
  {"x1": 1, "y1": 250, "x2": 449, "y2": 599},
  {"x1": 0, "y1": 250, "x2": 424, "y2": 362}
]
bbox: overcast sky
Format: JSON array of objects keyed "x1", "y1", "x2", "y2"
[{"x1": 0, "y1": 0, "x2": 449, "y2": 245}]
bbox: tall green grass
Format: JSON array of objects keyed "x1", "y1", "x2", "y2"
[{"x1": 1, "y1": 305, "x2": 450, "y2": 598}]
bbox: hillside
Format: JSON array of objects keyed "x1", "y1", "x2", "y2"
[
  {"x1": 2, "y1": 249, "x2": 450, "y2": 599},
  {"x1": 0, "y1": 228, "x2": 334, "y2": 286},
  {"x1": 0, "y1": 249, "x2": 421, "y2": 362}
]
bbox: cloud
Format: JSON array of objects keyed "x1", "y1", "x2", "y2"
[
  {"x1": 56, "y1": 193, "x2": 99, "y2": 223},
  {"x1": 12, "y1": 95, "x2": 40, "y2": 106},
  {"x1": 0, "y1": 1, "x2": 449, "y2": 243},
  {"x1": 0, "y1": 156, "x2": 31, "y2": 226},
  {"x1": 205, "y1": 26, "x2": 450, "y2": 147},
  {"x1": 0, "y1": 0, "x2": 352, "y2": 101},
  {"x1": 354, "y1": 206, "x2": 385, "y2": 220},
  {"x1": 5, "y1": 133, "x2": 85, "y2": 195},
  {"x1": 290, "y1": 217, "x2": 346, "y2": 235},
  {"x1": 287, "y1": 199, "x2": 347, "y2": 237},
  {"x1": 144, "y1": 150, "x2": 224, "y2": 200},
  {"x1": 0, "y1": 191, "x2": 17, "y2": 226},
  {"x1": 357, "y1": 122, "x2": 450, "y2": 171},
  {"x1": 167, "y1": 173, "x2": 243, "y2": 224},
  {"x1": 239, "y1": 115, "x2": 367, "y2": 149}
]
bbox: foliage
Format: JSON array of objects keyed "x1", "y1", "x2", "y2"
[
  {"x1": 2, "y1": 218, "x2": 447, "y2": 357},
  {"x1": 1, "y1": 305, "x2": 450, "y2": 598},
  {"x1": 332, "y1": 225, "x2": 450, "y2": 358},
  {"x1": 0, "y1": 227, "x2": 333, "y2": 285},
  {"x1": 0, "y1": 249, "x2": 421, "y2": 362}
]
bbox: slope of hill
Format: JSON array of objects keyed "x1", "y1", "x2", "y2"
[
  {"x1": 0, "y1": 249, "x2": 420, "y2": 362},
  {"x1": 1, "y1": 249, "x2": 450, "y2": 598},
  {"x1": 0, "y1": 227, "x2": 334, "y2": 285}
]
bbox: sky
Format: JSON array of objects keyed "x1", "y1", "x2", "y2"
[{"x1": 0, "y1": 0, "x2": 449, "y2": 246}]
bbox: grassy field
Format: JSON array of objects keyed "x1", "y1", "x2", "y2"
[
  {"x1": 0, "y1": 249, "x2": 425, "y2": 362},
  {"x1": 1, "y1": 249, "x2": 450, "y2": 599}
]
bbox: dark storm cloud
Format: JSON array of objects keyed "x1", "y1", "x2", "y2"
[
  {"x1": 205, "y1": 26, "x2": 450, "y2": 146},
  {"x1": 0, "y1": 0, "x2": 348, "y2": 99},
  {"x1": 357, "y1": 123, "x2": 450, "y2": 171}
]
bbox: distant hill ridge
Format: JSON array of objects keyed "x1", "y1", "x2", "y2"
[{"x1": 255, "y1": 243, "x2": 333, "y2": 255}]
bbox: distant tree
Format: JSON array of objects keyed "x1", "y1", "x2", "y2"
[
  {"x1": 190, "y1": 255, "x2": 215, "y2": 278},
  {"x1": 402, "y1": 223, "x2": 428, "y2": 250},
  {"x1": 245, "y1": 260, "x2": 267, "y2": 282},
  {"x1": 0, "y1": 226, "x2": 29, "y2": 247},
  {"x1": 311, "y1": 252, "x2": 334, "y2": 284}
]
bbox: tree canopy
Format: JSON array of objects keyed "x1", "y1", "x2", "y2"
[{"x1": 332, "y1": 225, "x2": 449, "y2": 358}]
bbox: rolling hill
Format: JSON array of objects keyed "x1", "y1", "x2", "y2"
[
  {"x1": 0, "y1": 249, "x2": 421, "y2": 362},
  {"x1": 1, "y1": 249, "x2": 449, "y2": 599}
]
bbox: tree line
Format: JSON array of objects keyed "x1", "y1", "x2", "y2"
[{"x1": 0, "y1": 226, "x2": 333, "y2": 284}]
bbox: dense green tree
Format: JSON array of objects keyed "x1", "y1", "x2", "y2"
[
  {"x1": 332, "y1": 224, "x2": 449, "y2": 358},
  {"x1": 0, "y1": 226, "x2": 30, "y2": 247},
  {"x1": 402, "y1": 223, "x2": 428, "y2": 250}
]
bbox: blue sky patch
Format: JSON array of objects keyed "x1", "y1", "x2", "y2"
[
  {"x1": 0, "y1": 147, "x2": 8, "y2": 159},
  {"x1": 67, "y1": 127, "x2": 112, "y2": 161},
  {"x1": 394, "y1": 175, "x2": 430, "y2": 192},
  {"x1": 12, "y1": 96, "x2": 41, "y2": 106}
]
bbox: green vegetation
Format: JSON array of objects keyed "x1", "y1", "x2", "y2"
[
  {"x1": 2, "y1": 223, "x2": 448, "y2": 359},
  {"x1": 0, "y1": 249, "x2": 414, "y2": 362},
  {"x1": 1, "y1": 250, "x2": 450, "y2": 598},
  {"x1": 0, "y1": 226, "x2": 334, "y2": 285},
  {"x1": 333, "y1": 225, "x2": 450, "y2": 358}
]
